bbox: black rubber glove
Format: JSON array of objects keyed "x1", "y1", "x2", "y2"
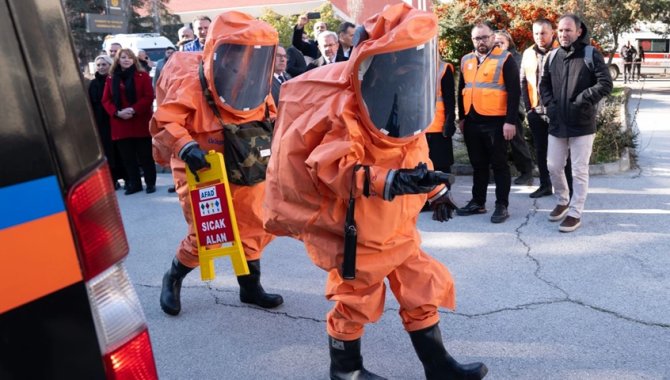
[
  {"x1": 180, "y1": 144, "x2": 210, "y2": 182},
  {"x1": 430, "y1": 189, "x2": 458, "y2": 222},
  {"x1": 388, "y1": 163, "x2": 453, "y2": 199}
]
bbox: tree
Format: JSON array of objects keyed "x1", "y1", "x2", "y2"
[
  {"x1": 561, "y1": 0, "x2": 670, "y2": 63},
  {"x1": 433, "y1": 0, "x2": 561, "y2": 66},
  {"x1": 62, "y1": 0, "x2": 107, "y2": 70},
  {"x1": 61, "y1": 0, "x2": 181, "y2": 70}
]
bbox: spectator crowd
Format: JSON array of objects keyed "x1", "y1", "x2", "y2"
[{"x1": 87, "y1": 11, "x2": 611, "y2": 234}]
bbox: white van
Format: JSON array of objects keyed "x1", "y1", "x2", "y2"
[
  {"x1": 606, "y1": 28, "x2": 670, "y2": 80},
  {"x1": 100, "y1": 33, "x2": 176, "y2": 75}
]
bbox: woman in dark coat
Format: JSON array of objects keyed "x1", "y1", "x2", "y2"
[
  {"x1": 102, "y1": 48, "x2": 156, "y2": 194},
  {"x1": 89, "y1": 54, "x2": 125, "y2": 189}
]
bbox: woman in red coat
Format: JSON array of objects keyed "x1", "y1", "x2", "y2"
[{"x1": 102, "y1": 48, "x2": 156, "y2": 194}]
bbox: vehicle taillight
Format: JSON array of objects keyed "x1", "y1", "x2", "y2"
[
  {"x1": 68, "y1": 163, "x2": 158, "y2": 379},
  {"x1": 104, "y1": 329, "x2": 157, "y2": 380},
  {"x1": 67, "y1": 164, "x2": 128, "y2": 280},
  {"x1": 87, "y1": 263, "x2": 147, "y2": 352}
]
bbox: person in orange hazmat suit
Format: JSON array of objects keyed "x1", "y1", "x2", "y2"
[
  {"x1": 150, "y1": 11, "x2": 283, "y2": 316},
  {"x1": 263, "y1": 4, "x2": 488, "y2": 380}
]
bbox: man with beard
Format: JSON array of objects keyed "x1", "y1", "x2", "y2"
[
  {"x1": 540, "y1": 14, "x2": 612, "y2": 232},
  {"x1": 456, "y1": 21, "x2": 520, "y2": 224}
]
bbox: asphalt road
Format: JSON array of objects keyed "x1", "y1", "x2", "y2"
[{"x1": 119, "y1": 79, "x2": 670, "y2": 380}]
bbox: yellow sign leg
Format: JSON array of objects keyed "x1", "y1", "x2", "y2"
[{"x1": 187, "y1": 151, "x2": 249, "y2": 281}]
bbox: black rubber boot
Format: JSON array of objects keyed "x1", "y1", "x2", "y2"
[
  {"x1": 409, "y1": 323, "x2": 488, "y2": 380},
  {"x1": 159, "y1": 257, "x2": 193, "y2": 316},
  {"x1": 236, "y1": 260, "x2": 283, "y2": 308},
  {"x1": 329, "y1": 336, "x2": 386, "y2": 380}
]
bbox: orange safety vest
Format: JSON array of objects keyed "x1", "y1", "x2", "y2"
[
  {"x1": 426, "y1": 61, "x2": 454, "y2": 133},
  {"x1": 521, "y1": 40, "x2": 559, "y2": 109},
  {"x1": 460, "y1": 46, "x2": 510, "y2": 116}
]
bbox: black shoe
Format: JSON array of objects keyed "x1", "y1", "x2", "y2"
[
  {"x1": 145, "y1": 185, "x2": 156, "y2": 194},
  {"x1": 490, "y1": 204, "x2": 509, "y2": 223},
  {"x1": 329, "y1": 336, "x2": 386, "y2": 380},
  {"x1": 456, "y1": 200, "x2": 486, "y2": 216},
  {"x1": 160, "y1": 257, "x2": 194, "y2": 316},
  {"x1": 167, "y1": 185, "x2": 176, "y2": 193},
  {"x1": 124, "y1": 185, "x2": 142, "y2": 195},
  {"x1": 409, "y1": 323, "x2": 488, "y2": 380},
  {"x1": 529, "y1": 186, "x2": 552, "y2": 198},
  {"x1": 514, "y1": 172, "x2": 533, "y2": 185},
  {"x1": 237, "y1": 260, "x2": 283, "y2": 308}
]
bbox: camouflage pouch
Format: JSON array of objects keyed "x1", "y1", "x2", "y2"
[
  {"x1": 222, "y1": 120, "x2": 273, "y2": 186},
  {"x1": 198, "y1": 61, "x2": 272, "y2": 186}
]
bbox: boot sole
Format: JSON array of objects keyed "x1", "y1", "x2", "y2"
[{"x1": 240, "y1": 295, "x2": 284, "y2": 309}]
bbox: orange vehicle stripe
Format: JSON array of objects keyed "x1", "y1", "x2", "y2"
[{"x1": 0, "y1": 212, "x2": 82, "y2": 313}]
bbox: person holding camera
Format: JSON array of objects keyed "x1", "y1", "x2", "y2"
[
  {"x1": 292, "y1": 13, "x2": 326, "y2": 60},
  {"x1": 264, "y1": 4, "x2": 487, "y2": 379}
]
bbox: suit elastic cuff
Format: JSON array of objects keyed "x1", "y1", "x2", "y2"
[
  {"x1": 177, "y1": 140, "x2": 197, "y2": 159},
  {"x1": 382, "y1": 169, "x2": 396, "y2": 201},
  {"x1": 427, "y1": 185, "x2": 447, "y2": 203}
]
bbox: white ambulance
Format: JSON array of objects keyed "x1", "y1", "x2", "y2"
[
  {"x1": 606, "y1": 27, "x2": 670, "y2": 80},
  {"x1": 100, "y1": 33, "x2": 176, "y2": 76}
]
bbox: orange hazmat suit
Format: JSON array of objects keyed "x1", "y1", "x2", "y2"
[
  {"x1": 263, "y1": 4, "x2": 456, "y2": 341},
  {"x1": 150, "y1": 12, "x2": 278, "y2": 268}
]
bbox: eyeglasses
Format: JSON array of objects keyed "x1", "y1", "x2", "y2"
[{"x1": 472, "y1": 35, "x2": 492, "y2": 42}]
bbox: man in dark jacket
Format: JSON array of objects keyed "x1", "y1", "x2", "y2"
[{"x1": 540, "y1": 14, "x2": 612, "y2": 232}]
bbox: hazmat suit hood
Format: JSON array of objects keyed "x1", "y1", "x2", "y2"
[
  {"x1": 202, "y1": 11, "x2": 278, "y2": 118},
  {"x1": 349, "y1": 4, "x2": 437, "y2": 141}
]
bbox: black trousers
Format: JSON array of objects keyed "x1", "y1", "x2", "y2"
[
  {"x1": 527, "y1": 112, "x2": 572, "y2": 192},
  {"x1": 116, "y1": 137, "x2": 156, "y2": 189},
  {"x1": 426, "y1": 133, "x2": 454, "y2": 173},
  {"x1": 509, "y1": 120, "x2": 533, "y2": 174},
  {"x1": 633, "y1": 61, "x2": 642, "y2": 79},
  {"x1": 463, "y1": 121, "x2": 510, "y2": 207}
]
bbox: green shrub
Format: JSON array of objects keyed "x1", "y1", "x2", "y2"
[{"x1": 590, "y1": 92, "x2": 637, "y2": 164}]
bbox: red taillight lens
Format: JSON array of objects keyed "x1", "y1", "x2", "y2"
[
  {"x1": 103, "y1": 329, "x2": 158, "y2": 380},
  {"x1": 67, "y1": 163, "x2": 128, "y2": 280}
]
